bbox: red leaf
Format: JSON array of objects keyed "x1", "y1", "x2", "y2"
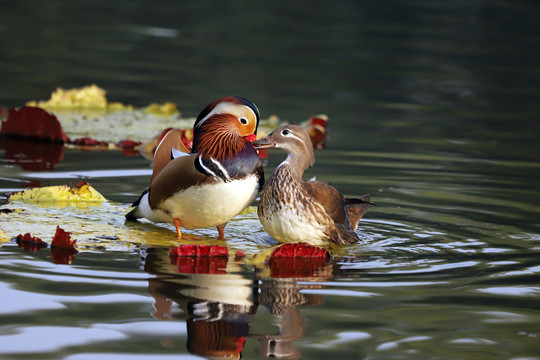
[
  {"x1": 116, "y1": 139, "x2": 141, "y2": 148},
  {"x1": 76, "y1": 181, "x2": 89, "y2": 188},
  {"x1": 1, "y1": 107, "x2": 69, "y2": 142},
  {"x1": 50, "y1": 226, "x2": 78, "y2": 264},
  {"x1": 115, "y1": 140, "x2": 142, "y2": 157},
  {"x1": 266, "y1": 243, "x2": 332, "y2": 278},
  {"x1": 51, "y1": 226, "x2": 78, "y2": 251},
  {"x1": 170, "y1": 245, "x2": 228, "y2": 258},
  {"x1": 269, "y1": 243, "x2": 331, "y2": 259},
  {"x1": 169, "y1": 245, "x2": 229, "y2": 274},
  {"x1": 15, "y1": 233, "x2": 48, "y2": 252},
  {"x1": 70, "y1": 137, "x2": 108, "y2": 147}
]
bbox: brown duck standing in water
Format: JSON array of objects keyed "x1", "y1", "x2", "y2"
[{"x1": 253, "y1": 125, "x2": 372, "y2": 245}]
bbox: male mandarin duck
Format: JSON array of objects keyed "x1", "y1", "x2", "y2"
[
  {"x1": 301, "y1": 114, "x2": 328, "y2": 150},
  {"x1": 253, "y1": 125, "x2": 372, "y2": 245},
  {"x1": 126, "y1": 96, "x2": 264, "y2": 240}
]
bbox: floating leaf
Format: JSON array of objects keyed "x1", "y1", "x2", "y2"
[
  {"x1": 169, "y1": 244, "x2": 229, "y2": 257},
  {"x1": 0, "y1": 229, "x2": 9, "y2": 244},
  {"x1": 145, "y1": 102, "x2": 180, "y2": 117},
  {"x1": 51, "y1": 226, "x2": 78, "y2": 251},
  {"x1": 266, "y1": 243, "x2": 332, "y2": 278},
  {"x1": 8, "y1": 183, "x2": 106, "y2": 205},
  {"x1": 70, "y1": 137, "x2": 109, "y2": 147},
  {"x1": 15, "y1": 233, "x2": 48, "y2": 252},
  {"x1": 0, "y1": 106, "x2": 69, "y2": 142},
  {"x1": 269, "y1": 243, "x2": 331, "y2": 259},
  {"x1": 27, "y1": 84, "x2": 109, "y2": 110}
]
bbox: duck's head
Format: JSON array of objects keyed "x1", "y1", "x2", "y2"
[
  {"x1": 253, "y1": 124, "x2": 315, "y2": 169},
  {"x1": 191, "y1": 96, "x2": 260, "y2": 159}
]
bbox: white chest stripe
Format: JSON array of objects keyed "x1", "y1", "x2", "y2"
[
  {"x1": 210, "y1": 157, "x2": 231, "y2": 181},
  {"x1": 198, "y1": 156, "x2": 217, "y2": 177}
]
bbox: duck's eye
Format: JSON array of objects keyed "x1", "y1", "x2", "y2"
[
  {"x1": 239, "y1": 117, "x2": 248, "y2": 125},
  {"x1": 282, "y1": 129, "x2": 291, "y2": 136}
]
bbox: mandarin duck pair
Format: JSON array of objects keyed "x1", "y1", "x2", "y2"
[{"x1": 127, "y1": 97, "x2": 371, "y2": 245}]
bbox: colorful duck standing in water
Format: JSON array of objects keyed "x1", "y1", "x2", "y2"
[{"x1": 126, "y1": 97, "x2": 264, "y2": 240}]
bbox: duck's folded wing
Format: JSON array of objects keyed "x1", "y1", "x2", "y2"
[
  {"x1": 152, "y1": 129, "x2": 191, "y2": 182},
  {"x1": 148, "y1": 154, "x2": 207, "y2": 209},
  {"x1": 303, "y1": 181, "x2": 348, "y2": 225}
]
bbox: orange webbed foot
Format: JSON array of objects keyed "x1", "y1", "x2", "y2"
[
  {"x1": 174, "y1": 218, "x2": 182, "y2": 240},
  {"x1": 216, "y1": 223, "x2": 226, "y2": 240}
]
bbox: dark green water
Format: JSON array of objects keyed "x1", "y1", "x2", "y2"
[{"x1": 1, "y1": 1, "x2": 540, "y2": 359}]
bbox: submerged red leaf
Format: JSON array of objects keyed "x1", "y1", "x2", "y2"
[
  {"x1": 269, "y1": 243, "x2": 331, "y2": 259},
  {"x1": 15, "y1": 233, "x2": 48, "y2": 252},
  {"x1": 0, "y1": 106, "x2": 69, "y2": 142},
  {"x1": 169, "y1": 244, "x2": 228, "y2": 258},
  {"x1": 169, "y1": 245, "x2": 229, "y2": 274},
  {"x1": 267, "y1": 243, "x2": 332, "y2": 278}
]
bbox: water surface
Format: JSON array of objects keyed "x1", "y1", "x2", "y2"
[{"x1": 1, "y1": 1, "x2": 540, "y2": 359}]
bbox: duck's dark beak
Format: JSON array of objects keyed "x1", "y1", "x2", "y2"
[{"x1": 252, "y1": 136, "x2": 276, "y2": 150}]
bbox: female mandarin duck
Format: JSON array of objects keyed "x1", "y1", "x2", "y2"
[
  {"x1": 126, "y1": 97, "x2": 264, "y2": 240},
  {"x1": 253, "y1": 125, "x2": 372, "y2": 245}
]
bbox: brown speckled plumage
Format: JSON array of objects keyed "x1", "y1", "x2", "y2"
[{"x1": 254, "y1": 125, "x2": 372, "y2": 245}]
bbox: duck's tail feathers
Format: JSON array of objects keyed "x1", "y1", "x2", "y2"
[
  {"x1": 331, "y1": 224, "x2": 361, "y2": 245},
  {"x1": 345, "y1": 194, "x2": 373, "y2": 231},
  {"x1": 125, "y1": 188, "x2": 148, "y2": 220},
  {"x1": 125, "y1": 207, "x2": 140, "y2": 221}
]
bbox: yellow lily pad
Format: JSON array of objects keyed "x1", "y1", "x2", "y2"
[
  {"x1": 0, "y1": 229, "x2": 9, "y2": 243},
  {"x1": 145, "y1": 102, "x2": 180, "y2": 117},
  {"x1": 26, "y1": 84, "x2": 109, "y2": 109},
  {"x1": 8, "y1": 184, "x2": 106, "y2": 206}
]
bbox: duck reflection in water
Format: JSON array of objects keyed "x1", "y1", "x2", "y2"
[
  {"x1": 142, "y1": 244, "x2": 336, "y2": 359},
  {"x1": 143, "y1": 245, "x2": 256, "y2": 359},
  {"x1": 253, "y1": 254, "x2": 335, "y2": 359}
]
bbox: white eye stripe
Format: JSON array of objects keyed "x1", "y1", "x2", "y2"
[
  {"x1": 196, "y1": 103, "x2": 256, "y2": 128},
  {"x1": 286, "y1": 132, "x2": 304, "y2": 143},
  {"x1": 241, "y1": 105, "x2": 257, "y2": 120}
]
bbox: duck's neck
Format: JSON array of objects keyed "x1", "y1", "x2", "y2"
[{"x1": 273, "y1": 154, "x2": 309, "y2": 182}]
